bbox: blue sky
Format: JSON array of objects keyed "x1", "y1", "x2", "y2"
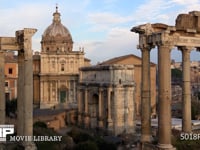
[{"x1": 0, "y1": 0, "x2": 200, "y2": 64}]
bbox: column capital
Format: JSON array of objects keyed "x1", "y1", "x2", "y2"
[
  {"x1": 107, "y1": 86, "x2": 112, "y2": 92},
  {"x1": 137, "y1": 32, "x2": 155, "y2": 51},
  {"x1": 99, "y1": 87, "x2": 103, "y2": 92},
  {"x1": 157, "y1": 32, "x2": 175, "y2": 50},
  {"x1": 16, "y1": 28, "x2": 37, "y2": 60},
  {"x1": 177, "y1": 46, "x2": 194, "y2": 52},
  {"x1": 157, "y1": 43, "x2": 174, "y2": 53},
  {"x1": 138, "y1": 44, "x2": 154, "y2": 51}
]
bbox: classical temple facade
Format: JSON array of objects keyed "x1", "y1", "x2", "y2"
[
  {"x1": 131, "y1": 11, "x2": 200, "y2": 149},
  {"x1": 33, "y1": 7, "x2": 90, "y2": 109},
  {"x1": 78, "y1": 64, "x2": 135, "y2": 135}
]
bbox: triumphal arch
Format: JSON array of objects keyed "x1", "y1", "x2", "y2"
[
  {"x1": 131, "y1": 11, "x2": 200, "y2": 149},
  {"x1": 0, "y1": 28, "x2": 37, "y2": 149}
]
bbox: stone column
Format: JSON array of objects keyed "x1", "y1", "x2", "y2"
[
  {"x1": 140, "y1": 46, "x2": 152, "y2": 142},
  {"x1": 98, "y1": 88, "x2": 103, "y2": 128},
  {"x1": 16, "y1": 29, "x2": 37, "y2": 150},
  {"x1": 17, "y1": 50, "x2": 25, "y2": 135},
  {"x1": 73, "y1": 80, "x2": 76, "y2": 102},
  {"x1": 157, "y1": 44, "x2": 174, "y2": 149},
  {"x1": 107, "y1": 87, "x2": 113, "y2": 128},
  {"x1": 84, "y1": 88, "x2": 89, "y2": 128},
  {"x1": 23, "y1": 29, "x2": 36, "y2": 137},
  {"x1": 179, "y1": 46, "x2": 192, "y2": 133},
  {"x1": 55, "y1": 81, "x2": 58, "y2": 102},
  {"x1": 77, "y1": 89, "x2": 82, "y2": 125},
  {"x1": 0, "y1": 52, "x2": 5, "y2": 124},
  {"x1": 124, "y1": 87, "x2": 129, "y2": 132},
  {"x1": 49, "y1": 81, "x2": 52, "y2": 102},
  {"x1": 68, "y1": 80, "x2": 71, "y2": 102}
]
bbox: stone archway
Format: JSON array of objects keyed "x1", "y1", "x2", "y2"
[{"x1": 90, "y1": 93, "x2": 99, "y2": 128}]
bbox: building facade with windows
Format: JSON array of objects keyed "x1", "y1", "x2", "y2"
[
  {"x1": 4, "y1": 52, "x2": 18, "y2": 101},
  {"x1": 38, "y1": 7, "x2": 90, "y2": 109}
]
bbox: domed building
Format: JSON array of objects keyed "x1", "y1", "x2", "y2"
[{"x1": 34, "y1": 7, "x2": 90, "y2": 109}]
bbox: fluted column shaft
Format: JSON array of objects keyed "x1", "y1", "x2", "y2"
[{"x1": 141, "y1": 46, "x2": 151, "y2": 142}]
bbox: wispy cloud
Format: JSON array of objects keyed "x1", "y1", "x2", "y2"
[{"x1": 78, "y1": 27, "x2": 139, "y2": 64}]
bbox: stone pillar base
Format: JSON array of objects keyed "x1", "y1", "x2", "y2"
[
  {"x1": 78, "y1": 115, "x2": 82, "y2": 126},
  {"x1": 141, "y1": 134, "x2": 152, "y2": 143},
  {"x1": 84, "y1": 116, "x2": 90, "y2": 128},
  {"x1": 23, "y1": 142, "x2": 37, "y2": 150},
  {"x1": 107, "y1": 119, "x2": 113, "y2": 134},
  {"x1": 157, "y1": 144, "x2": 176, "y2": 150},
  {"x1": 98, "y1": 118, "x2": 104, "y2": 128}
]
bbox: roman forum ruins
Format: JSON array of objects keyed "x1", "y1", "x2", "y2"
[
  {"x1": 131, "y1": 11, "x2": 200, "y2": 149},
  {"x1": 0, "y1": 28, "x2": 37, "y2": 149}
]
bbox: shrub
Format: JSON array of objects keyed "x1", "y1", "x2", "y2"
[
  {"x1": 33, "y1": 121, "x2": 47, "y2": 128},
  {"x1": 75, "y1": 141, "x2": 98, "y2": 150},
  {"x1": 68, "y1": 128, "x2": 93, "y2": 144}
]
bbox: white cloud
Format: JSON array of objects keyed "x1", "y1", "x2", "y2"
[
  {"x1": 88, "y1": 12, "x2": 133, "y2": 31},
  {"x1": 76, "y1": 27, "x2": 140, "y2": 64},
  {"x1": 171, "y1": 0, "x2": 199, "y2": 5},
  {"x1": 132, "y1": 0, "x2": 174, "y2": 24}
]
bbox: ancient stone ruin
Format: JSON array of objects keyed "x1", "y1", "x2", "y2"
[
  {"x1": 0, "y1": 28, "x2": 37, "y2": 149},
  {"x1": 131, "y1": 11, "x2": 200, "y2": 150}
]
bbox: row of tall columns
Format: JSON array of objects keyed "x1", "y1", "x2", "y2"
[
  {"x1": 0, "y1": 52, "x2": 5, "y2": 125},
  {"x1": 140, "y1": 44, "x2": 193, "y2": 149},
  {"x1": 78, "y1": 86, "x2": 113, "y2": 130}
]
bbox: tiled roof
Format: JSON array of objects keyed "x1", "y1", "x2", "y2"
[{"x1": 99, "y1": 54, "x2": 156, "y2": 65}]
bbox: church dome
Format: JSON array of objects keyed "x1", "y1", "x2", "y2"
[{"x1": 41, "y1": 6, "x2": 73, "y2": 53}]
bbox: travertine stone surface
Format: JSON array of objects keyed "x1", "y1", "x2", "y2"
[
  {"x1": 0, "y1": 28, "x2": 37, "y2": 149},
  {"x1": 78, "y1": 64, "x2": 135, "y2": 135},
  {"x1": 179, "y1": 46, "x2": 193, "y2": 133}
]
